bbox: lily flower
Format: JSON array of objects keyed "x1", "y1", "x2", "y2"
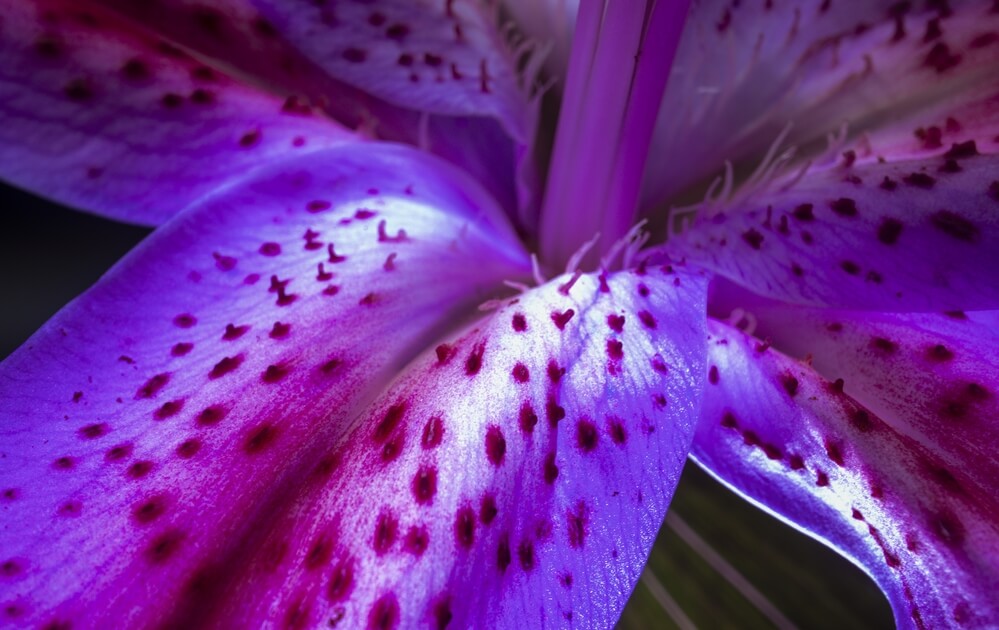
[{"x1": 1, "y1": 0, "x2": 997, "y2": 628}]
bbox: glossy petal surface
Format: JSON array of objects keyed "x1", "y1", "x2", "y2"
[
  {"x1": 709, "y1": 294, "x2": 999, "y2": 509},
  {"x1": 0, "y1": 0, "x2": 354, "y2": 225},
  {"x1": 671, "y1": 87, "x2": 999, "y2": 310},
  {"x1": 95, "y1": 0, "x2": 536, "y2": 223},
  {"x1": 646, "y1": 0, "x2": 999, "y2": 207},
  {"x1": 0, "y1": 144, "x2": 529, "y2": 628},
  {"x1": 198, "y1": 265, "x2": 708, "y2": 628},
  {"x1": 693, "y1": 319, "x2": 999, "y2": 629}
]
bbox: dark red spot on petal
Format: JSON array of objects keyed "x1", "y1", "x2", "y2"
[
  {"x1": 145, "y1": 529, "x2": 185, "y2": 564},
  {"x1": 792, "y1": 203, "x2": 815, "y2": 221},
  {"x1": 547, "y1": 360, "x2": 565, "y2": 383},
  {"x1": 196, "y1": 405, "x2": 226, "y2": 426},
  {"x1": 904, "y1": 172, "x2": 936, "y2": 188},
  {"x1": 517, "y1": 540, "x2": 535, "y2": 571},
  {"x1": 133, "y1": 495, "x2": 168, "y2": 524},
  {"x1": 154, "y1": 399, "x2": 184, "y2": 420},
  {"x1": 105, "y1": 443, "x2": 133, "y2": 462},
  {"x1": 511, "y1": 363, "x2": 529, "y2": 383},
  {"x1": 511, "y1": 313, "x2": 527, "y2": 331},
  {"x1": 403, "y1": 525, "x2": 429, "y2": 556},
  {"x1": 497, "y1": 534, "x2": 512, "y2": 572},
  {"x1": 421, "y1": 416, "x2": 444, "y2": 449},
  {"x1": 543, "y1": 452, "x2": 559, "y2": 484},
  {"x1": 176, "y1": 438, "x2": 201, "y2": 459},
  {"x1": 465, "y1": 345, "x2": 484, "y2": 375},
  {"x1": 607, "y1": 417, "x2": 627, "y2": 445},
  {"x1": 930, "y1": 210, "x2": 979, "y2": 242},
  {"x1": 566, "y1": 501, "x2": 590, "y2": 549},
  {"x1": 830, "y1": 198, "x2": 858, "y2": 217},
  {"x1": 244, "y1": 424, "x2": 277, "y2": 454},
  {"x1": 262, "y1": 363, "x2": 289, "y2": 383},
  {"x1": 209, "y1": 355, "x2": 243, "y2": 379},
  {"x1": 781, "y1": 374, "x2": 799, "y2": 397},
  {"x1": 372, "y1": 511, "x2": 398, "y2": 555},
  {"x1": 849, "y1": 409, "x2": 875, "y2": 433},
  {"x1": 373, "y1": 403, "x2": 406, "y2": 443},
  {"x1": 485, "y1": 426, "x2": 506, "y2": 466},
  {"x1": 412, "y1": 465, "x2": 437, "y2": 505},
  {"x1": 519, "y1": 402, "x2": 538, "y2": 435},
  {"x1": 454, "y1": 506, "x2": 476, "y2": 549},
  {"x1": 127, "y1": 460, "x2": 154, "y2": 479},
  {"x1": 137, "y1": 373, "x2": 170, "y2": 399},
  {"x1": 327, "y1": 558, "x2": 355, "y2": 601},
  {"x1": 607, "y1": 314, "x2": 625, "y2": 332},
  {"x1": 576, "y1": 419, "x2": 598, "y2": 452},
  {"x1": 78, "y1": 423, "x2": 109, "y2": 440},
  {"x1": 742, "y1": 229, "x2": 764, "y2": 249},
  {"x1": 367, "y1": 593, "x2": 399, "y2": 630},
  {"x1": 479, "y1": 494, "x2": 498, "y2": 525},
  {"x1": 545, "y1": 396, "x2": 565, "y2": 426},
  {"x1": 606, "y1": 339, "x2": 624, "y2": 360},
  {"x1": 551, "y1": 309, "x2": 575, "y2": 330},
  {"x1": 877, "y1": 218, "x2": 904, "y2": 245}
]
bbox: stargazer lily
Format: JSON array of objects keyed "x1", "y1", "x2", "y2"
[{"x1": 1, "y1": 0, "x2": 998, "y2": 627}]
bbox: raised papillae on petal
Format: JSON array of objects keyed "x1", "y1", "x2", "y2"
[
  {"x1": 0, "y1": 143, "x2": 530, "y2": 627},
  {"x1": 189, "y1": 265, "x2": 708, "y2": 628},
  {"x1": 0, "y1": 0, "x2": 356, "y2": 225},
  {"x1": 92, "y1": 0, "x2": 537, "y2": 222},
  {"x1": 692, "y1": 319, "x2": 999, "y2": 629},
  {"x1": 646, "y1": 0, "x2": 999, "y2": 208},
  {"x1": 671, "y1": 83, "x2": 999, "y2": 310}
]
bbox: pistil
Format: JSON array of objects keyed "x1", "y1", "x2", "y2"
[{"x1": 539, "y1": 0, "x2": 691, "y2": 269}]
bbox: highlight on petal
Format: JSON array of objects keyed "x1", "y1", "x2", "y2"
[
  {"x1": 645, "y1": 0, "x2": 999, "y2": 208},
  {"x1": 670, "y1": 85, "x2": 999, "y2": 310},
  {"x1": 692, "y1": 319, "x2": 999, "y2": 629},
  {"x1": 187, "y1": 265, "x2": 708, "y2": 628},
  {"x1": 0, "y1": 143, "x2": 530, "y2": 627},
  {"x1": 93, "y1": 0, "x2": 539, "y2": 224},
  {"x1": 709, "y1": 290, "x2": 999, "y2": 512},
  {"x1": 0, "y1": 0, "x2": 355, "y2": 226}
]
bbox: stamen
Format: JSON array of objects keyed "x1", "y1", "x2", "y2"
[
  {"x1": 601, "y1": 220, "x2": 648, "y2": 270},
  {"x1": 565, "y1": 232, "x2": 601, "y2": 275},
  {"x1": 531, "y1": 253, "x2": 547, "y2": 286},
  {"x1": 558, "y1": 270, "x2": 584, "y2": 295},
  {"x1": 743, "y1": 123, "x2": 794, "y2": 190},
  {"x1": 540, "y1": 0, "x2": 692, "y2": 269}
]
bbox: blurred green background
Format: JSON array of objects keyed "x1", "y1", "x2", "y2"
[{"x1": 1, "y1": 183, "x2": 893, "y2": 629}]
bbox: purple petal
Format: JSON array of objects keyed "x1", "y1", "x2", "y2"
[
  {"x1": 0, "y1": 0, "x2": 355, "y2": 226},
  {"x1": 94, "y1": 0, "x2": 536, "y2": 224},
  {"x1": 181, "y1": 265, "x2": 708, "y2": 628},
  {"x1": 670, "y1": 85, "x2": 999, "y2": 310},
  {"x1": 646, "y1": 0, "x2": 999, "y2": 208},
  {"x1": 0, "y1": 143, "x2": 530, "y2": 627},
  {"x1": 693, "y1": 318, "x2": 999, "y2": 629},
  {"x1": 710, "y1": 293, "x2": 999, "y2": 518}
]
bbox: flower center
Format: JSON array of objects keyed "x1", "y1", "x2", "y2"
[{"x1": 538, "y1": 0, "x2": 691, "y2": 270}]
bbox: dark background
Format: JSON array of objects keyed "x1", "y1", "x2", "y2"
[{"x1": 1, "y1": 182, "x2": 892, "y2": 628}]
